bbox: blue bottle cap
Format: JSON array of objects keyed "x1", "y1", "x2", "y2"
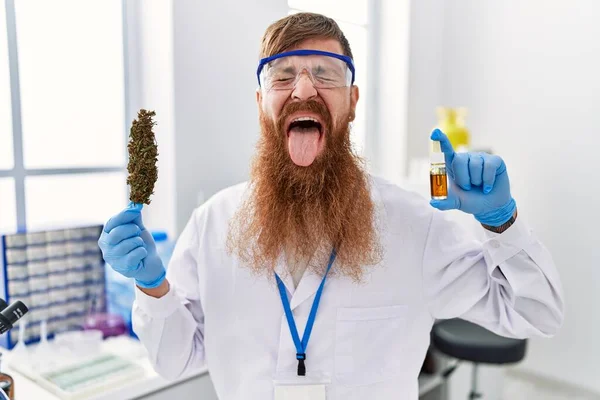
[{"x1": 151, "y1": 231, "x2": 168, "y2": 242}]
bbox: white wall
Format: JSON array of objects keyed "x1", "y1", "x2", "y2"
[
  {"x1": 409, "y1": 0, "x2": 600, "y2": 395},
  {"x1": 172, "y1": 0, "x2": 288, "y2": 233},
  {"x1": 406, "y1": 0, "x2": 446, "y2": 172},
  {"x1": 366, "y1": 0, "x2": 411, "y2": 181}
]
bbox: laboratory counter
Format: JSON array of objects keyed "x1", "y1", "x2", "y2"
[
  {"x1": 2, "y1": 336, "x2": 444, "y2": 400},
  {"x1": 3, "y1": 336, "x2": 211, "y2": 400}
]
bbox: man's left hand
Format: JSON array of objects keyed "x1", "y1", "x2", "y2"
[{"x1": 429, "y1": 129, "x2": 517, "y2": 227}]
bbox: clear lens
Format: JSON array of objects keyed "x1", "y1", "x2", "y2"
[{"x1": 261, "y1": 54, "x2": 352, "y2": 91}]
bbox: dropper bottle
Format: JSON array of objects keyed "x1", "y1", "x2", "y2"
[{"x1": 430, "y1": 140, "x2": 448, "y2": 200}]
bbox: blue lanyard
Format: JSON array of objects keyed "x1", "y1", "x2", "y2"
[{"x1": 275, "y1": 250, "x2": 336, "y2": 376}]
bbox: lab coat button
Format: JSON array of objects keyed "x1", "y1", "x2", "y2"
[{"x1": 489, "y1": 240, "x2": 500, "y2": 249}]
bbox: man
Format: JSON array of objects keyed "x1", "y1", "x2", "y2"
[{"x1": 99, "y1": 13, "x2": 563, "y2": 399}]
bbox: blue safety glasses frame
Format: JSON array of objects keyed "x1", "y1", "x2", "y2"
[{"x1": 256, "y1": 49, "x2": 356, "y2": 88}]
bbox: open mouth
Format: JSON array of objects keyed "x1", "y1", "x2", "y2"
[
  {"x1": 287, "y1": 116, "x2": 323, "y2": 136},
  {"x1": 286, "y1": 115, "x2": 325, "y2": 167}
]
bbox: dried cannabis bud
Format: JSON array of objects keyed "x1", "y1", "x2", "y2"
[{"x1": 127, "y1": 109, "x2": 158, "y2": 205}]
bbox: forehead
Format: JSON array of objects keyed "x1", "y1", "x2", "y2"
[{"x1": 286, "y1": 38, "x2": 345, "y2": 55}]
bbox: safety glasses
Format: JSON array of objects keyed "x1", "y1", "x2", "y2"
[{"x1": 257, "y1": 49, "x2": 355, "y2": 91}]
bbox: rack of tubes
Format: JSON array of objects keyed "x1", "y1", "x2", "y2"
[{"x1": 0, "y1": 225, "x2": 106, "y2": 349}]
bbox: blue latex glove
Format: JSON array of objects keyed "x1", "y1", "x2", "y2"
[
  {"x1": 98, "y1": 202, "x2": 166, "y2": 288},
  {"x1": 429, "y1": 129, "x2": 517, "y2": 227}
]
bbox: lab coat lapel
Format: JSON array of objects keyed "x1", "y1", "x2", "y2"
[
  {"x1": 290, "y1": 269, "x2": 323, "y2": 311},
  {"x1": 274, "y1": 255, "x2": 295, "y2": 296}
]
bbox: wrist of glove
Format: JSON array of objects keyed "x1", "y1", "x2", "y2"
[
  {"x1": 135, "y1": 270, "x2": 166, "y2": 289},
  {"x1": 474, "y1": 197, "x2": 517, "y2": 227},
  {"x1": 132, "y1": 256, "x2": 167, "y2": 289},
  {"x1": 98, "y1": 203, "x2": 166, "y2": 289}
]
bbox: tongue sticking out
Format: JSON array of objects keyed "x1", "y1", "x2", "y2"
[{"x1": 288, "y1": 126, "x2": 320, "y2": 166}]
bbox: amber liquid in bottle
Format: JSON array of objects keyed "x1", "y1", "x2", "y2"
[
  {"x1": 0, "y1": 353, "x2": 14, "y2": 399},
  {"x1": 430, "y1": 164, "x2": 448, "y2": 200}
]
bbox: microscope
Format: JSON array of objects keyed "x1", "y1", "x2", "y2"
[
  {"x1": 0, "y1": 299, "x2": 28, "y2": 400},
  {"x1": 0, "y1": 299, "x2": 28, "y2": 336}
]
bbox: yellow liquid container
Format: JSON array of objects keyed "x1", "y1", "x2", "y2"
[{"x1": 435, "y1": 107, "x2": 470, "y2": 152}]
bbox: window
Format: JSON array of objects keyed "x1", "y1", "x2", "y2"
[
  {"x1": 0, "y1": 2, "x2": 13, "y2": 170},
  {"x1": 1, "y1": 0, "x2": 128, "y2": 232},
  {"x1": 288, "y1": 0, "x2": 369, "y2": 154},
  {"x1": 25, "y1": 173, "x2": 126, "y2": 230}
]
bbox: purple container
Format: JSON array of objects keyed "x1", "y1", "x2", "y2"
[{"x1": 83, "y1": 313, "x2": 127, "y2": 338}]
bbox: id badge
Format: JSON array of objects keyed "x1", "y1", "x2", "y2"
[{"x1": 274, "y1": 372, "x2": 330, "y2": 400}]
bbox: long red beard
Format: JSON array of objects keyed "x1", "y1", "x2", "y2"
[{"x1": 227, "y1": 100, "x2": 382, "y2": 281}]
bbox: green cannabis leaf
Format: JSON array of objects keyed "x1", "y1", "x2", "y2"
[{"x1": 127, "y1": 109, "x2": 158, "y2": 205}]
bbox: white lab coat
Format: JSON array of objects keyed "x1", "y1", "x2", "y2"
[{"x1": 132, "y1": 176, "x2": 564, "y2": 400}]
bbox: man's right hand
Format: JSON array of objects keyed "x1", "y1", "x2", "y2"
[{"x1": 98, "y1": 202, "x2": 166, "y2": 289}]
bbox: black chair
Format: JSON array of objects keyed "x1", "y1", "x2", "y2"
[{"x1": 431, "y1": 319, "x2": 527, "y2": 399}]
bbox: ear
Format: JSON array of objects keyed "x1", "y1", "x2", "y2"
[
  {"x1": 256, "y1": 88, "x2": 262, "y2": 106},
  {"x1": 349, "y1": 85, "x2": 359, "y2": 121}
]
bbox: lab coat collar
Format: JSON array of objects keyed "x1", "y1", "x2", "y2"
[
  {"x1": 274, "y1": 252, "x2": 331, "y2": 311},
  {"x1": 290, "y1": 268, "x2": 326, "y2": 311},
  {"x1": 274, "y1": 254, "x2": 296, "y2": 296}
]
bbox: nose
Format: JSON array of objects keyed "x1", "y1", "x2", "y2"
[{"x1": 291, "y1": 72, "x2": 318, "y2": 101}]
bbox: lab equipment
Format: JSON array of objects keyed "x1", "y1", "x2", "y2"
[
  {"x1": 7, "y1": 322, "x2": 145, "y2": 399},
  {"x1": 38, "y1": 354, "x2": 144, "y2": 398},
  {"x1": 257, "y1": 49, "x2": 355, "y2": 90},
  {"x1": 429, "y1": 139, "x2": 448, "y2": 200},
  {"x1": 53, "y1": 329, "x2": 103, "y2": 357},
  {"x1": 0, "y1": 225, "x2": 106, "y2": 349},
  {"x1": 429, "y1": 129, "x2": 517, "y2": 226},
  {"x1": 0, "y1": 300, "x2": 28, "y2": 335},
  {"x1": 3, "y1": 302, "x2": 32, "y2": 369},
  {"x1": 98, "y1": 203, "x2": 166, "y2": 289},
  {"x1": 83, "y1": 312, "x2": 127, "y2": 339},
  {"x1": 8, "y1": 318, "x2": 26, "y2": 361},
  {"x1": 9, "y1": 339, "x2": 145, "y2": 400},
  {"x1": 32, "y1": 320, "x2": 55, "y2": 371}
]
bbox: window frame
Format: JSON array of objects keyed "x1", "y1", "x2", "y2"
[{"x1": 0, "y1": 0, "x2": 130, "y2": 231}]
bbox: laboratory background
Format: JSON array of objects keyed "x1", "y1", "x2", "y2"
[{"x1": 0, "y1": 0, "x2": 597, "y2": 399}]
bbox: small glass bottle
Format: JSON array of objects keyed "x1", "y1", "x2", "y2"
[
  {"x1": 0, "y1": 353, "x2": 15, "y2": 399},
  {"x1": 430, "y1": 144, "x2": 448, "y2": 200}
]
